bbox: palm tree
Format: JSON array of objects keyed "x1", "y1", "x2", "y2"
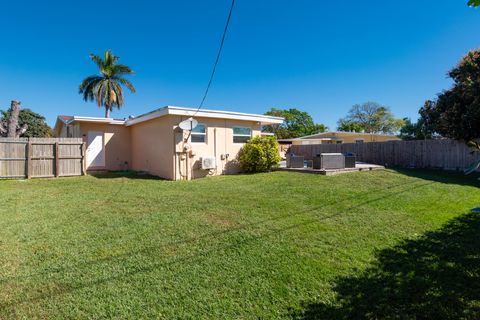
[{"x1": 79, "y1": 50, "x2": 135, "y2": 118}]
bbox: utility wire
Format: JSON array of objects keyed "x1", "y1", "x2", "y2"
[{"x1": 193, "y1": 0, "x2": 235, "y2": 116}]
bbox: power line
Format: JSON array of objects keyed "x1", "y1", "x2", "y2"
[{"x1": 193, "y1": 0, "x2": 235, "y2": 116}]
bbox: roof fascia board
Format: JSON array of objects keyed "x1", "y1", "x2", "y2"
[
  {"x1": 125, "y1": 107, "x2": 169, "y2": 126},
  {"x1": 126, "y1": 106, "x2": 284, "y2": 126},
  {"x1": 71, "y1": 117, "x2": 125, "y2": 125},
  {"x1": 167, "y1": 108, "x2": 283, "y2": 124}
]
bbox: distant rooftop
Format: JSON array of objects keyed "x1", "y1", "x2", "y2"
[{"x1": 278, "y1": 131, "x2": 399, "y2": 142}]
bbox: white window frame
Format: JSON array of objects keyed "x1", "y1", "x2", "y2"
[
  {"x1": 233, "y1": 126, "x2": 252, "y2": 144},
  {"x1": 191, "y1": 123, "x2": 207, "y2": 144}
]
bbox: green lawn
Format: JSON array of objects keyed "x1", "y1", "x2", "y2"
[{"x1": 0, "y1": 170, "x2": 479, "y2": 319}]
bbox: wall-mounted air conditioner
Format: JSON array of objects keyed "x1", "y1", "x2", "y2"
[{"x1": 201, "y1": 157, "x2": 216, "y2": 170}]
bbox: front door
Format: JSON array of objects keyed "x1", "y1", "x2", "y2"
[{"x1": 87, "y1": 131, "x2": 105, "y2": 168}]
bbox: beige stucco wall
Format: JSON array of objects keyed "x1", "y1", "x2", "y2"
[
  {"x1": 57, "y1": 115, "x2": 263, "y2": 180},
  {"x1": 79, "y1": 123, "x2": 131, "y2": 171},
  {"x1": 172, "y1": 116, "x2": 262, "y2": 180},
  {"x1": 57, "y1": 121, "x2": 131, "y2": 171},
  {"x1": 129, "y1": 116, "x2": 176, "y2": 180}
]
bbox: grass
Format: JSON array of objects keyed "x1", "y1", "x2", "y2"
[{"x1": 0, "y1": 169, "x2": 479, "y2": 319}]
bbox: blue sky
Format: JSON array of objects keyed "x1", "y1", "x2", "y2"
[{"x1": 0, "y1": 1, "x2": 479, "y2": 129}]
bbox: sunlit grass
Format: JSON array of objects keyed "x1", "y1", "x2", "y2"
[{"x1": 0, "y1": 169, "x2": 478, "y2": 319}]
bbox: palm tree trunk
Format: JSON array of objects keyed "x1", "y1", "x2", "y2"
[{"x1": 105, "y1": 106, "x2": 110, "y2": 118}]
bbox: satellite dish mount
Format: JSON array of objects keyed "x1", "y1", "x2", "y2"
[
  {"x1": 179, "y1": 117, "x2": 198, "y2": 131},
  {"x1": 178, "y1": 117, "x2": 198, "y2": 142}
]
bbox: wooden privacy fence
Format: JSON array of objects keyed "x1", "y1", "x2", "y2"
[
  {"x1": 290, "y1": 139, "x2": 480, "y2": 171},
  {"x1": 0, "y1": 138, "x2": 86, "y2": 179}
]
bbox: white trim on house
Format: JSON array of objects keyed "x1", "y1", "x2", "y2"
[
  {"x1": 54, "y1": 116, "x2": 125, "y2": 133},
  {"x1": 55, "y1": 106, "x2": 284, "y2": 133},
  {"x1": 125, "y1": 106, "x2": 284, "y2": 126},
  {"x1": 69, "y1": 117, "x2": 125, "y2": 125}
]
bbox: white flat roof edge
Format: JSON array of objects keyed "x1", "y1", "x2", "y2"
[
  {"x1": 125, "y1": 106, "x2": 284, "y2": 126},
  {"x1": 68, "y1": 116, "x2": 125, "y2": 125},
  {"x1": 60, "y1": 106, "x2": 284, "y2": 127}
]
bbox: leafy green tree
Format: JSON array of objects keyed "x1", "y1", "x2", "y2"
[
  {"x1": 239, "y1": 136, "x2": 281, "y2": 173},
  {"x1": 79, "y1": 50, "x2": 135, "y2": 118},
  {"x1": 398, "y1": 118, "x2": 421, "y2": 141},
  {"x1": 337, "y1": 102, "x2": 404, "y2": 134},
  {"x1": 337, "y1": 119, "x2": 366, "y2": 133},
  {"x1": 399, "y1": 101, "x2": 439, "y2": 141},
  {"x1": 263, "y1": 108, "x2": 328, "y2": 139},
  {"x1": 0, "y1": 107, "x2": 52, "y2": 137},
  {"x1": 420, "y1": 49, "x2": 480, "y2": 173},
  {"x1": 398, "y1": 117, "x2": 436, "y2": 141},
  {"x1": 421, "y1": 50, "x2": 480, "y2": 144},
  {"x1": 468, "y1": 0, "x2": 480, "y2": 7}
]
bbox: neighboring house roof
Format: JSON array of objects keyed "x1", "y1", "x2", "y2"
[
  {"x1": 298, "y1": 131, "x2": 399, "y2": 140},
  {"x1": 59, "y1": 115, "x2": 74, "y2": 122},
  {"x1": 277, "y1": 131, "x2": 399, "y2": 143},
  {"x1": 278, "y1": 137, "x2": 332, "y2": 142},
  {"x1": 125, "y1": 106, "x2": 284, "y2": 126}
]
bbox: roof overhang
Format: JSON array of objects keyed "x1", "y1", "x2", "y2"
[
  {"x1": 53, "y1": 116, "x2": 125, "y2": 135},
  {"x1": 125, "y1": 106, "x2": 284, "y2": 126},
  {"x1": 68, "y1": 116, "x2": 125, "y2": 125}
]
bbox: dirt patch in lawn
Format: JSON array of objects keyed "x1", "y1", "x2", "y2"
[{"x1": 205, "y1": 213, "x2": 234, "y2": 227}]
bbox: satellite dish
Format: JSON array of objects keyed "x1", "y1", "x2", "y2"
[{"x1": 178, "y1": 117, "x2": 198, "y2": 131}]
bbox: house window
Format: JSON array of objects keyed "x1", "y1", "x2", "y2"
[
  {"x1": 233, "y1": 127, "x2": 252, "y2": 143},
  {"x1": 191, "y1": 124, "x2": 206, "y2": 143},
  {"x1": 336, "y1": 140, "x2": 343, "y2": 144},
  {"x1": 355, "y1": 139, "x2": 364, "y2": 144}
]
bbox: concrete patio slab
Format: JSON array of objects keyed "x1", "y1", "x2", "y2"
[{"x1": 278, "y1": 161, "x2": 384, "y2": 176}]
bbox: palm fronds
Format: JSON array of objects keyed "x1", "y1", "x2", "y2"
[{"x1": 79, "y1": 50, "x2": 135, "y2": 117}]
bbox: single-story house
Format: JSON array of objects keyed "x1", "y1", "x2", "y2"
[
  {"x1": 278, "y1": 131, "x2": 400, "y2": 146},
  {"x1": 54, "y1": 106, "x2": 284, "y2": 180}
]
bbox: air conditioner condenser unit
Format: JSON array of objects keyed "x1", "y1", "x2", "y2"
[{"x1": 201, "y1": 157, "x2": 216, "y2": 170}]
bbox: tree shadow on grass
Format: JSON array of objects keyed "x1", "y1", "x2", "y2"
[
  {"x1": 89, "y1": 170, "x2": 164, "y2": 180},
  {"x1": 291, "y1": 212, "x2": 480, "y2": 319},
  {"x1": 392, "y1": 168, "x2": 480, "y2": 188},
  {"x1": 0, "y1": 180, "x2": 434, "y2": 312}
]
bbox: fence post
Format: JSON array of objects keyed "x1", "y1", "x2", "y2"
[
  {"x1": 81, "y1": 142, "x2": 86, "y2": 175},
  {"x1": 55, "y1": 142, "x2": 60, "y2": 177},
  {"x1": 27, "y1": 140, "x2": 32, "y2": 179}
]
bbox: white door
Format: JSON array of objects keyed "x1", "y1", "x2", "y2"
[{"x1": 87, "y1": 131, "x2": 105, "y2": 168}]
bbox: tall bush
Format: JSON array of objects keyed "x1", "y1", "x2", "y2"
[{"x1": 239, "y1": 136, "x2": 281, "y2": 173}]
